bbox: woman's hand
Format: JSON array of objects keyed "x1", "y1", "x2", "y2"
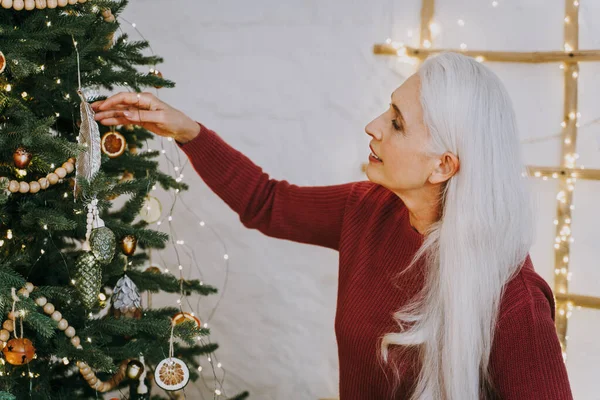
[{"x1": 91, "y1": 92, "x2": 201, "y2": 144}]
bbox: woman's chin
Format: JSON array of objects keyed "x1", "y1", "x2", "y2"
[{"x1": 365, "y1": 166, "x2": 382, "y2": 184}]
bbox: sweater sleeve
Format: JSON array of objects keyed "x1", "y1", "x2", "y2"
[
  {"x1": 488, "y1": 298, "x2": 573, "y2": 400},
  {"x1": 175, "y1": 122, "x2": 355, "y2": 250}
]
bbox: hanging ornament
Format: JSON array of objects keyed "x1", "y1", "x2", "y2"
[
  {"x1": 145, "y1": 265, "x2": 162, "y2": 274},
  {"x1": 0, "y1": 51, "x2": 5, "y2": 74},
  {"x1": 12, "y1": 147, "x2": 32, "y2": 169},
  {"x1": 89, "y1": 226, "x2": 116, "y2": 264},
  {"x1": 120, "y1": 171, "x2": 134, "y2": 183},
  {"x1": 120, "y1": 234, "x2": 137, "y2": 256},
  {"x1": 136, "y1": 355, "x2": 149, "y2": 396},
  {"x1": 140, "y1": 196, "x2": 162, "y2": 223},
  {"x1": 154, "y1": 357, "x2": 189, "y2": 391},
  {"x1": 2, "y1": 338, "x2": 35, "y2": 365},
  {"x1": 102, "y1": 9, "x2": 116, "y2": 50},
  {"x1": 102, "y1": 8, "x2": 115, "y2": 23},
  {"x1": 112, "y1": 275, "x2": 142, "y2": 319},
  {"x1": 126, "y1": 359, "x2": 145, "y2": 380},
  {"x1": 101, "y1": 130, "x2": 127, "y2": 158},
  {"x1": 128, "y1": 134, "x2": 138, "y2": 155},
  {"x1": 150, "y1": 69, "x2": 164, "y2": 89},
  {"x1": 171, "y1": 312, "x2": 201, "y2": 329},
  {"x1": 74, "y1": 90, "x2": 102, "y2": 198},
  {"x1": 74, "y1": 252, "x2": 102, "y2": 309}
]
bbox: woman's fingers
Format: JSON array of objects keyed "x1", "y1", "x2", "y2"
[
  {"x1": 94, "y1": 109, "x2": 162, "y2": 124},
  {"x1": 92, "y1": 92, "x2": 158, "y2": 111},
  {"x1": 92, "y1": 103, "x2": 130, "y2": 111},
  {"x1": 95, "y1": 116, "x2": 131, "y2": 126}
]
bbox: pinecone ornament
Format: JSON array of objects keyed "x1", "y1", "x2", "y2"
[
  {"x1": 112, "y1": 275, "x2": 142, "y2": 319},
  {"x1": 89, "y1": 227, "x2": 116, "y2": 264},
  {"x1": 74, "y1": 252, "x2": 102, "y2": 309}
]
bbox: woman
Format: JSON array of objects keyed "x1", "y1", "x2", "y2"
[{"x1": 92, "y1": 52, "x2": 573, "y2": 399}]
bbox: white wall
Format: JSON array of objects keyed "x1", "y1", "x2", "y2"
[{"x1": 118, "y1": 1, "x2": 600, "y2": 399}]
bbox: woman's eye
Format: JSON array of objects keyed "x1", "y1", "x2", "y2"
[{"x1": 391, "y1": 119, "x2": 402, "y2": 131}]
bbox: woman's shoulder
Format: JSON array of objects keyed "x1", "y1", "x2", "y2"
[
  {"x1": 345, "y1": 181, "x2": 402, "y2": 210},
  {"x1": 496, "y1": 256, "x2": 556, "y2": 327}
]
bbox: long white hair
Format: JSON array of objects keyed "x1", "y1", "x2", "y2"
[{"x1": 380, "y1": 52, "x2": 534, "y2": 399}]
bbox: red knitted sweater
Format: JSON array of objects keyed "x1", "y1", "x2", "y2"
[{"x1": 177, "y1": 123, "x2": 573, "y2": 400}]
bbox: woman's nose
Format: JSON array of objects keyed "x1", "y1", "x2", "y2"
[{"x1": 365, "y1": 120, "x2": 382, "y2": 141}]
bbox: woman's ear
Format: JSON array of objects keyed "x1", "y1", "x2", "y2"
[{"x1": 428, "y1": 152, "x2": 459, "y2": 184}]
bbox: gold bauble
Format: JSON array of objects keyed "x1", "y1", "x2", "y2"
[
  {"x1": 3, "y1": 338, "x2": 35, "y2": 365},
  {"x1": 120, "y1": 235, "x2": 137, "y2": 256},
  {"x1": 13, "y1": 147, "x2": 32, "y2": 169}
]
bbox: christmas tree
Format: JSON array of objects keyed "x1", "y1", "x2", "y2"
[{"x1": 0, "y1": 0, "x2": 249, "y2": 398}]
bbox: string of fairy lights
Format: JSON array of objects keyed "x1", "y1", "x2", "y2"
[
  {"x1": 381, "y1": 0, "x2": 597, "y2": 363},
  {"x1": 114, "y1": 13, "x2": 239, "y2": 399},
  {"x1": 0, "y1": 4, "x2": 241, "y2": 399}
]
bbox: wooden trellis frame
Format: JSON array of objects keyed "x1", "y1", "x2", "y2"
[{"x1": 370, "y1": 0, "x2": 600, "y2": 357}]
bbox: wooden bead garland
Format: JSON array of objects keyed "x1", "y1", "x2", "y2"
[
  {"x1": 0, "y1": 0, "x2": 86, "y2": 10},
  {"x1": 4, "y1": 158, "x2": 75, "y2": 194},
  {"x1": 0, "y1": 282, "x2": 130, "y2": 392}
]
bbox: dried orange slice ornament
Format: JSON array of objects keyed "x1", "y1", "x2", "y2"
[
  {"x1": 0, "y1": 51, "x2": 5, "y2": 74},
  {"x1": 101, "y1": 130, "x2": 127, "y2": 158},
  {"x1": 154, "y1": 357, "x2": 190, "y2": 391},
  {"x1": 172, "y1": 312, "x2": 201, "y2": 328}
]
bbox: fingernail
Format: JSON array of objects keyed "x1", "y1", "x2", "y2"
[{"x1": 123, "y1": 111, "x2": 132, "y2": 118}]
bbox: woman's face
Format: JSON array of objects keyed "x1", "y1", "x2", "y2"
[{"x1": 364, "y1": 74, "x2": 439, "y2": 193}]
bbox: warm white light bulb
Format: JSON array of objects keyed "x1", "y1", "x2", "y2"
[
  {"x1": 429, "y1": 22, "x2": 441, "y2": 38},
  {"x1": 457, "y1": 19, "x2": 465, "y2": 27},
  {"x1": 460, "y1": 43, "x2": 467, "y2": 50}
]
